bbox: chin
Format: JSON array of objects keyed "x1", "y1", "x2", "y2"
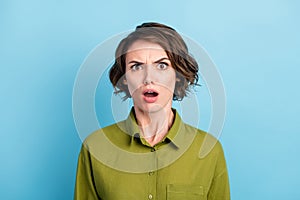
[{"x1": 137, "y1": 101, "x2": 171, "y2": 113}]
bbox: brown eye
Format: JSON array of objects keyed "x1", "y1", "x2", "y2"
[
  {"x1": 157, "y1": 62, "x2": 168, "y2": 70},
  {"x1": 130, "y1": 63, "x2": 144, "y2": 71}
]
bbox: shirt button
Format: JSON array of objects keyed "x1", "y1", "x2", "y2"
[
  {"x1": 148, "y1": 194, "x2": 153, "y2": 199},
  {"x1": 149, "y1": 171, "x2": 154, "y2": 176}
]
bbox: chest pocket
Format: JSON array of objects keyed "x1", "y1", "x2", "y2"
[{"x1": 167, "y1": 184, "x2": 206, "y2": 200}]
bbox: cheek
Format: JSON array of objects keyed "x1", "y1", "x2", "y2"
[
  {"x1": 157, "y1": 74, "x2": 176, "y2": 91},
  {"x1": 125, "y1": 75, "x2": 143, "y2": 95}
]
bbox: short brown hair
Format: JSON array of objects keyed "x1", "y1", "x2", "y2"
[{"x1": 109, "y1": 22, "x2": 199, "y2": 101}]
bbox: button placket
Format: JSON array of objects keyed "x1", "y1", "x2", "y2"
[{"x1": 147, "y1": 147, "x2": 157, "y2": 200}]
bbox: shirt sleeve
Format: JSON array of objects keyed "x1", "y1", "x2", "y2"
[
  {"x1": 207, "y1": 143, "x2": 230, "y2": 200},
  {"x1": 74, "y1": 145, "x2": 101, "y2": 200}
]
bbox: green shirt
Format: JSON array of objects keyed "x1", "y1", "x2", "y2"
[{"x1": 74, "y1": 109, "x2": 230, "y2": 200}]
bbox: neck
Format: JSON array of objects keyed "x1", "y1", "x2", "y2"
[{"x1": 134, "y1": 106, "x2": 174, "y2": 147}]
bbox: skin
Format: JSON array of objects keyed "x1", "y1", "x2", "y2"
[{"x1": 123, "y1": 40, "x2": 177, "y2": 146}]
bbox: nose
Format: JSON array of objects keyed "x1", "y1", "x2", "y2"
[{"x1": 143, "y1": 65, "x2": 154, "y2": 85}]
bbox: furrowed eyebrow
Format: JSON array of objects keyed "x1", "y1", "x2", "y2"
[
  {"x1": 127, "y1": 60, "x2": 143, "y2": 65},
  {"x1": 154, "y1": 57, "x2": 170, "y2": 63},
  {"x1": 127, "y1": 57, "x2": 170, "y2": 65}
]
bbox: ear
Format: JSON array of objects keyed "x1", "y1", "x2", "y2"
[{"x1": 123, "y1": 78, "x2": 128, "y2": 85}]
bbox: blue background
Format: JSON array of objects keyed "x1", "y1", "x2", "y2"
[{"x1": 1, "y1": 0, "x2": 299, "y2": 199}]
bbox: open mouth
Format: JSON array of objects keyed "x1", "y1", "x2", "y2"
[{"x1": 143, "y1": 90, "x2": 158, "y2": 97}]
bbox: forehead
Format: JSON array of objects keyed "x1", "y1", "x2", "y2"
[{"x1": 126, "y1": 40, "x2": 167, "y2": 59}]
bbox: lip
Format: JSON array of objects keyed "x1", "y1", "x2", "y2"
[{"x1": 142, "y1": 88, "x2": 159, "y2": 103}]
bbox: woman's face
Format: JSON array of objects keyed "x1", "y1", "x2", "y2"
[{"x1": 124, "y1": 40, "x2": 176, "y2": 113}]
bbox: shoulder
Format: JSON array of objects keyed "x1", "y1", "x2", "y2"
[
  {"x1": 184, "y1": 123, "x2": 224, "y2": 159},
  {"x1": 83, "y1": 120, "x2": 129, "y2": 149}
]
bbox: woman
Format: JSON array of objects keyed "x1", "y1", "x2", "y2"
[{"x1": 74, "y1": 22, "x2": 230, "y2": 200}]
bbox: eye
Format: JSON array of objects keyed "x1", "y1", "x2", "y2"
[
  {"x1": 156, "y1": 62, "x2": 169, "y2": 70},
  {"x1": 130, "y1": 63, "x2": 143, "y2": 71}
]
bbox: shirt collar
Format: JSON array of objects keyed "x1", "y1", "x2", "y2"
[{"x1": 124, "y1": 107, "x2": 184, "y2": 148}]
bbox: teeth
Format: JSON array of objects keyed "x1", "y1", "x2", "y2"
[{"x1": 145, "y1": 90, "x2": 155, "y2": 94}]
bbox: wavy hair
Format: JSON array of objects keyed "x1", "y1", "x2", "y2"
[{"x1": 109, "y1": 22, "x2": 199, "y2": 101}]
